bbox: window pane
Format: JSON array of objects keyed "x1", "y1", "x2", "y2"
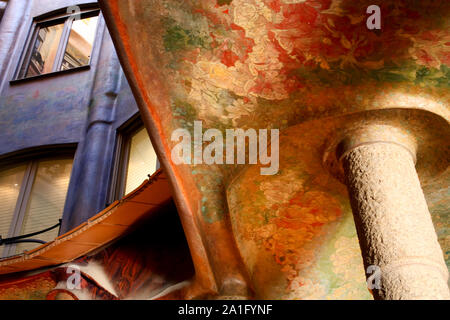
[
  {"x1": 16, "y1": 159, "x2": 73, "y2": 254},
  {"x1": 0, "y1": 165, "x2": 26, "y2": 257},
  {"x1": 61, "y1": 15, "x2": 98, "y2": 71},
  {"x1": 25, "y1": 22, "x2": 65, "y2": 77},
  {"x1": 125, "y1": 128, "x2": 158, "y2": 195}
]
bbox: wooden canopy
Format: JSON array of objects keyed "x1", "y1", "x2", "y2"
[{"x1": 0, "y1": 170, "x2": 172, "y2": 276}]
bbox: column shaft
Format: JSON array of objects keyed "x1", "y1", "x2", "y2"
[{"x1": 342, "y1": 142, "x2": 449, "y2": 299}]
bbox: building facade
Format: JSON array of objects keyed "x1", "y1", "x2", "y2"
[
  {"x1": 0, "y1": 0, "x2": 196, "y2": 300},
  {"x1": 0, "y1": 0, "x2": 155, "y2": 241}
]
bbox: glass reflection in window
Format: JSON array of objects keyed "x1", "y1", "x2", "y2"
[
  {"x1": 26, "y1": 22, "x2": 65, "y2": 77},
  {"x1": 61, "y1": 15, "x2": 99, "y2": 70}
]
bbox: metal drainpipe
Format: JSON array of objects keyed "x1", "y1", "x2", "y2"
[
  {"x1": 61, "y1": 25, "x2": 122, "y2": 232},
  {"x1": 0, "y1": 0, "x2": 30, "y2": 91}
]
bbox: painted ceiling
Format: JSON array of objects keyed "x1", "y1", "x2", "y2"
[{"x1": 100, "y1": 0, "x2": 449, "y2": 299}]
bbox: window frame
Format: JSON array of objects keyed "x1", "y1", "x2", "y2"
[
  {"x1": 0, "y1": 148, "x2": 75, "y2": 258},
  {"x1": 108, "y1": 116, "x2": 160, "y2": 204},
  {"x1": 14, "y1": 7, "x2": 101, "y2": 81}
]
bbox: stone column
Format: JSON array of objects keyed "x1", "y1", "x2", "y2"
[{"x1": 338, "y1": 124, "x2": 450, "y2": 300}]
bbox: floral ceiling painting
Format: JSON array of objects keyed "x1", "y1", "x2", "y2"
[{"x1": 102, "y1": 0, "x2": 449, "y2": 299}]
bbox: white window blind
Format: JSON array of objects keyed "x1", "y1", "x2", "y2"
[
  {"x1": 0, "y1": 165, "x2": 27, "y2": 256},
  {"x1": 16, "y1": 159, "x2": 73, "y2": 253},
  {"x1": 125, "y1": 127, "x2": 158, "y2": 195}
]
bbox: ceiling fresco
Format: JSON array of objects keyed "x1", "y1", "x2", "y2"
[{"x1": 99, "y1": 0, "x2": 450, "y2": 299}]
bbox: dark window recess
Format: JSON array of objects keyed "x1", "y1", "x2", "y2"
[{"x1": 17, "y1": 8, "x2": 99, "y2": 79}]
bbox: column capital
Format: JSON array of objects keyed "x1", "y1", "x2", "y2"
[
  {"x1": 336, "y1": 123, "x2": 417, "y2": 164},
  {"x1": 322, "y1": 109, "x2": 449, "y2": 186}
]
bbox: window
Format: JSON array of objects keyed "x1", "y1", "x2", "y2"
[
  {"x1": 17, "y1": 8, "x2": 99, "y2": 79},
  {"x1": 110, "y1": 117, "x2": 159, "y2": 202},
  {"x1": 0, "y1": 1, "x2": 7, "y2": 23},
  {"x1": 0, "y1": 157, "x2": 73, "y2": 257}
]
